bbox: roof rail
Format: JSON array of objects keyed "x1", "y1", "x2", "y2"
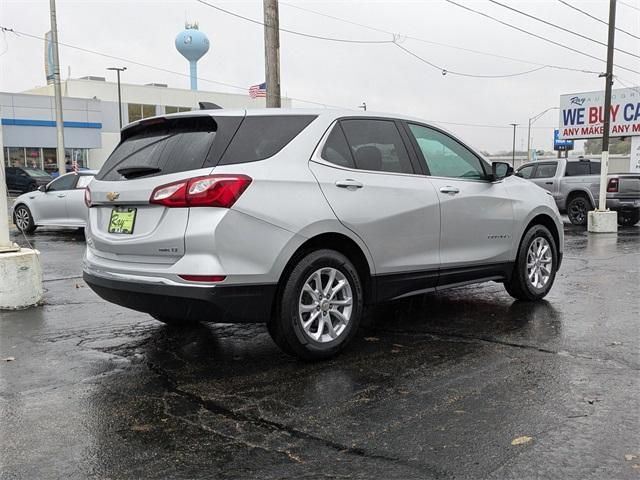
[{"x1": 199, "y1": 102, "x2": 222, "y2": 110}]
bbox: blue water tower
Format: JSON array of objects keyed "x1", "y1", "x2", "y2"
[{"x1": 175, "y1": 23, "x2": 210, "y2": 90}]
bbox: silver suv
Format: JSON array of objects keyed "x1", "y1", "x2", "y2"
[{"x1": 83, "y1": 109, "x2": 563, "y2": 359}]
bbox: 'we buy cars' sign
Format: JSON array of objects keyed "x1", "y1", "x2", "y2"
[{"x1": 559, "y1": 87, "x2": 640, "y2": 140}]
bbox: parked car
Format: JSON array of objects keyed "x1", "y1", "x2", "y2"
[
  {"x1": 83, "y1": 109, "x2": 563, "y2": 359},
  {"x1": 515, "y1": 158, "x2": 640, "y2": 226},
  {"x1": 12, "y1": 171, "x2": 96, "y2": 233},
  {"x1": 5, "y1": 166, "x2": 52, "y2": 194}
]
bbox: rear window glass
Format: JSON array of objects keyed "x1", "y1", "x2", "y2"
[
  {"x1": 565, "y1": 162, "x2": 591, "y2": 176},
  {"x1": 533, "y1": 163, "x2": 557, "y2": 178},
  {"x1": 96, "y1": 117, "x2": 217, "y2": 181},
  {"x1": 219, "y1": 115, "x2": 316, "y2": 165},
  {"x1": 590, "y1": 162, "x2": 601, "y2": 174}
]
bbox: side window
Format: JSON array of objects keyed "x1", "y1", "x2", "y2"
[
  {"x1": 47, "y1": 174, "x2": 76, "y2": 191},
  {"x1": 220, "y1": 116, "x2": 317, "y2": 165},
  {"x1": 408, "y1": 124, "x2": 486, "y2": 179},
  {"x1": 517, "y1": 165, "x2": 535, "y2": 179},
  {"x1": 590, "y1": 162, "x2": 601, "y2": 175},
  {"x1": 340, "y1": 119, "x2": 413, "y2": 174},
  {"x1": 533, "y1": 163, "x2": 557, "y2": 178},
  {"x1": 321, "y1": 124, "x2": 355, "y2": 168},
  {"x1": 75, "y1": 175, "x2": 94, "y2": 189},
  {"x1": 565, "y1": 162, "x2": 590, "y2": 176}
]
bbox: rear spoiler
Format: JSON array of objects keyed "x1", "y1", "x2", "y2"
[{"x1": 121, "y1": 115, "x2": 217, "y2": 141}]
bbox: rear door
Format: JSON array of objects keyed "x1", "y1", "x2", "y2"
[
  {"x1": 66, "y1": 174, "x2": 94, "y2": 225},
  {"x1": 530, "y1": 161, "x2": 559, "y2": 194},
  {"x1": 88, "y1": 115, "x2": 241, "y2": 264},
  {"x1": 404, "y1": 122, "x2": 515, "y2": 276},
  {"x1": 309, "y1": 118, "x2": 441, "y2": 284}
]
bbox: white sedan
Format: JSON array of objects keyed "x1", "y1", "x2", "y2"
[{"x1": 12, "y1": 171, "x2": 96, "y2": 233}]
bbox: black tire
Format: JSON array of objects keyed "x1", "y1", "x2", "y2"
[
  {"x1": 618, "y1": 210, "x2": 640, "y2": 227},
  {"x1": 13, "y1": 205, "x2": 37, "y2": 233},
  {"x1": 566, "y1": 194, "x2": 591, "y2": 226},
  {"x1": 268, "y1": 249, "x2": 363, "y2": 360},
  {"x1": 504, "y1": 225, "x2": 558, "y2": 301},
  {"x1": 151, "y1": 314, "x2": 200, "y2": 327}
]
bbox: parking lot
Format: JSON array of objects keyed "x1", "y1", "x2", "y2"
[{"x1": 1, "y1": 221, "x2": 638, "y2": 479}]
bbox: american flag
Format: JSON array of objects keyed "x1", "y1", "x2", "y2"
[{"x1": 249, "y1": 82, "x2": 267, "y2": 98}]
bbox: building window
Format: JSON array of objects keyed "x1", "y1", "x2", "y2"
[
  {"x1": 43, "y1": 148, "x2": 57, "y2": 173},
  {"x1": 25, "y1": 148, "x2": 42, "y2": 169},
  {"x1": 42, "y1": 148, "x2": 88, "y2": 173},
  {"x1": 7, "y1": 147, "x2": 25, "y2": 167},
  {"x1": 165, "y1": 106, "x2": 191, "y2": 114},
  {"x1": 128, "y1": 103, "x2": 156, "y2": 123}
]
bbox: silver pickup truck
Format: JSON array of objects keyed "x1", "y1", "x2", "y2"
[{"x1": 516, "y1": 158, "x2": 640, "y2": 226}]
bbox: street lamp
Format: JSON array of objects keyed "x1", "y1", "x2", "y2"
[
  {"x1": 509, "y1": 123, "x2": 518, "y2": 167},
  {"x1": 107, "y1": 67, "x2": 127, "y2": 129},
  {"x1": 527, "y1": 107, "x2": 559, "y2": 162}
]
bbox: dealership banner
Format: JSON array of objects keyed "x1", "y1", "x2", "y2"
[{"x1": 559, "y1": 87, "x2": 640, "y2": 140}]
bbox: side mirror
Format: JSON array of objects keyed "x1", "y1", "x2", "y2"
[
  {"x1": 491, "y1": 162, "x2": 513, "y2": 181},
  {"x1": 38, "y1": 185, "x2": 47, "y2": 192}
]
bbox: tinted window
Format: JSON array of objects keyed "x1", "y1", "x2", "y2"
[
  {"x1": 75, "y1": 175, "x2": 94, "y2": 189},
  {"x1": 533, "y1": 163, "x2": 557, "y2": 178},
  {"x1": 220, "y1": 116, "x2": 316, "y2": 165},
  {"x1": 590, "y1": 162, "x2": 601, "y2": 174},
  {"x1": 97, "y1": 117, "x2": 218, "y2": 181},
  {"x1": 23, "y1": 168, "x2": 50, "y2": 178},
  {"x1": 517, "y1": 165, "x2": 535, "y2": 179},
  {"x1": 565, "y1": 162, "x2": 591, "y2": 176},
  {"x1": 340, "y1": 119, "x2": 413, "y2": 174},
  {"x1": 48, "y1": 174, "x2": 76, "y2": 191},
  {"x1": 321, "y1": 124, "x2": 355, "y2": 168},
  {"x1": 408, "y1": 124, "x2": 485, "y2": 179}
]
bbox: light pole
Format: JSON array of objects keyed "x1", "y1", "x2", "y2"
[
  {"x1": 107, "y1": 67, "x2": 127, "y2": 129},
  {"x1": 509, "y1": 123, "x2": 518, "y2": 167},
  {"x1": 527, "y1": 107, "x2": 559, "y2": 162}
]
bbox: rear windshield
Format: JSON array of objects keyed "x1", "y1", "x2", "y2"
[
  {"x1": 96, "y1": 116, "x2": 219, "y2": 181},
  {"x1": 218, "y1": 115, "x2": 316, "y2": 165}
]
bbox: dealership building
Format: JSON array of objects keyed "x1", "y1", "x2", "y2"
[{"x1": 0, "y1": 77, "x2": 290, "y2": 173}]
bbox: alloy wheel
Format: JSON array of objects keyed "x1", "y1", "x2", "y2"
[
  {"x1": 526, "y1": 237, "x2": 553, "y2": 289},
  {"x1": 569, "y1": 199, "x2": 587, "y2": 224},
  {"x1": 15, "y1": 208, "x2": 30, "y2": 231},
  {"x1": 298, "y1": 267, "x2": 353, "y2": 343}
]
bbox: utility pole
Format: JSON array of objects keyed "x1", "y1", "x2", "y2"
[
  {"x1": 107, "y1": 67, "x2": 127, "y2": 129},
  {"x1": 263, "y1": 0, "x2": 281, "y2": 108},
  {"x1": 589, "y1": 0, "x2": 618, "y2": 232},
  {"x1": 510, "y1": 123, "x2": 518, "y2": 167},
  {"x1": 49, "y1": 0, "x2": 66, "y2": 176}
]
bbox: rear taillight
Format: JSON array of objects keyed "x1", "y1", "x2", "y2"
[
  {"x1": 149, "y1": 174, "x2": 252, "y2": 208},
  {"x1": 607, "y1": 178, "x2": 619, "y2": 193},
  {"x1": 84, "y1": 187, "x2": 91, "y2": 207}
]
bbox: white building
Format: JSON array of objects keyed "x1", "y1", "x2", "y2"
[{"x1": 1, "y1": 77, "x2": 289, "y2": 172}]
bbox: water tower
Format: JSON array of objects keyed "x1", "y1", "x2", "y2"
[{"x1": 175, "y1": 22, "x2": 210, "y2": 90}]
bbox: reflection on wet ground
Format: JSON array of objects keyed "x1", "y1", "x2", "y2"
[{"x1": 1, "y1": 223, "x2": 639, "y2": 479}]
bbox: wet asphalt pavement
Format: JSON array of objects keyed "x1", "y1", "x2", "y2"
[{"x1": 1, "y1": 222, "x2": 639, "y2": 479}]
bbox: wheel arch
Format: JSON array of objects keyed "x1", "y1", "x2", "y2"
[
  {"x1": 566, "y1": 189, "x2": 594, "y2": 209},
  {"x1": 12, "y1": 202, "x2": 36, "y2": 224},
  {"x1": 519, "y1": 213, "x2": 563, "y2": 269},
  {"x1": 274, "y1": 232, "x2": 373, "y2": 309}
]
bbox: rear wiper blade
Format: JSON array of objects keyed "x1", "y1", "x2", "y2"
[{"x1": 116, "y1": 166, "x2": 162, "y2": 179}]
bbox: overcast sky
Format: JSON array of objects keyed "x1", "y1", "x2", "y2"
[{"x1": 1, "y1": 0, "x2": 639, "y2": 152}]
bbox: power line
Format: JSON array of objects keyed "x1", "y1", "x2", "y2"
[
  {"x1": 615, "y1": 76, "x2": 640, "y2": 94},
  {"x1": 487, "y1": 0, "x2": 640, "y2": 60},
  {"x1": 444, "y1": 0, "x2": 640, "y2": 76},
  {"x1": 619, "y1": 0, "x2": 640, "y2": 13},
  {"x1": 556, "y1": 0, "x2": 640, "y2": 41},
  {"x1": 393, "y1": 42, "x2": 549, "y2": 78},
  {"x1": 281, "y1": 1, "x2": 601, "y2": 75},
  {"x1": 195, "y1": 0, "x2": 393, "y2": 44}
]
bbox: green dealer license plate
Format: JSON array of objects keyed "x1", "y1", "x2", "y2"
[{"x1": 108, "y1": 207, "x2": 137, "y2": 234}]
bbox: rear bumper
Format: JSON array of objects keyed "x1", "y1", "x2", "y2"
[
  {"x1": 606, "y1": 198, "x2": 640, "y2": 212},
  {"x1": 83, "y1": 271, "x2": 276, "y2": 323}
]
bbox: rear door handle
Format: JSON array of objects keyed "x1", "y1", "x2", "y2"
[
  {"x1": 56, "y1": 194, "x2": 66, "y2": 198},
  {"x1": 335, "y1": 179, "x2": 363, "y2": 189},
  {"x1": 545, "y1": 182, "x2": 553, "y2": 185},
  {"x1": 439, "y1": 186, "x2": 460, "y2": 194}
]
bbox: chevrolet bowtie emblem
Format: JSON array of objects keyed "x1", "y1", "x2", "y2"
[{"x1": 106, "y1": 192, "x2": 120, "y2": 202}]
